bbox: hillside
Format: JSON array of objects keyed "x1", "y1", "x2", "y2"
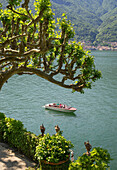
[
  {"x1": 0, "y1": 0, "x2": 117, "y2": 43},
  {"x1": 50, "y1": 0, "x2": 117, "y2": 43}
]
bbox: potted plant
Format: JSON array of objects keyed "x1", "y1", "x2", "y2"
[
  {"x1": 35, "y1": 132, "x2": 74, "y2": 170},
  {"x1": 69, "y1": 147, "x2": 112, "y2": 170}
]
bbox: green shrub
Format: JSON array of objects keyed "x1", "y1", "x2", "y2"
[
  {"x1": 0, "y1": 112, "x2": 6, "y2": 141},
  {"x1": 20, "y1": 131, "x2": 39, "y2": 160},
  {"x1": 0, "y1": 112, "x2": 5, "y2": 120},
  {"x1": 3, "y1": 117, "x2": 25, "y2": 143},
  {"x1": 0, "y1": 112, "x2": 39, "y2": 161},
  {"x1": 35, "y1": 133, "x2": 74, "y2": 163},
  {"x1": 69, "y1": 147, "x2": 112, "y2": 170}
]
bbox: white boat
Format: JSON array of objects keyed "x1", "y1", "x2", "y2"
[{"x1": 44, "y1": 103, "x2": 77, "y2": 113}]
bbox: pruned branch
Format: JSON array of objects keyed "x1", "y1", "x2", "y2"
[{"x1": 7, "y1": 5, "x2": 29, "y2": 18}]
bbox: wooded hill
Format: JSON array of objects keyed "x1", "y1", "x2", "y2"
[
  {"x1": 50, "y1": 0, "x2": 117, "y2": 43},
  {"x1": 1, "y1": 0, "x2": 117, "y2": 43}
]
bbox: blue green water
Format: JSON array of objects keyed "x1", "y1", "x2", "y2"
[{"x1": 0, "y1": 51, "x2": 117, "y2": 169}]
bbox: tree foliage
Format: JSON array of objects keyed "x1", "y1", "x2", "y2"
[{"x1": 0, "y1": 0, "x2": 101, "y2": 92}]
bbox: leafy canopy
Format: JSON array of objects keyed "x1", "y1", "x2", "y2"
[{"x1": 0, "y1": 0, "x2": 101, "y2": 92}]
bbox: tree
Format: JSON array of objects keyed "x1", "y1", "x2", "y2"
[{"x1": 0, "y1": 0, "x2": 101, "y2": 93}]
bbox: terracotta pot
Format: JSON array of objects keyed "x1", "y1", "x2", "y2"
[{"x1": 40, "y1": 156, "x2": 70, "y2": 170}]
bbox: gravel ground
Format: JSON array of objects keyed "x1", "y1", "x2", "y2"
[{"x1": 0, "y1": 143, "x2": 36, "y2": 170}]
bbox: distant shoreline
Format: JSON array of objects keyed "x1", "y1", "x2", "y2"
[
  {"x1": 83, "y1": 46, "x2": 117, "y2": 51},
  {"x1": 81, "y1": 41, "x2": 117, "y2": 51}
]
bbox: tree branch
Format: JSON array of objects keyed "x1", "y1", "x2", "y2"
[
  {"x1": 1, "y1": 34, "x2": 26, "y2": 49},
  {"x1": 7, "y1": 5, "x2": 29, "y2": 18},
  {"x1": 0, "y1": 57, "x2": 26, "y2": 65},
  {"x1": 16, "y1": 67, "x2": 85, "y2": 92}
]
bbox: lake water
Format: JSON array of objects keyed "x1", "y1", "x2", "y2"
[{"x1": 0, "y1": 51, "x2": 117, "y2": 169}]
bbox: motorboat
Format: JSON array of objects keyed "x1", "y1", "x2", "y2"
[{"x1": 44, "y1": 103, "x2": 77, "y2": 113}]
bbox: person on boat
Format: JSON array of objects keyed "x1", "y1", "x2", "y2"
[
  {"x1": 57, "y1": 103, "x2": 59, "y2": 107},
  {"x1": 53, "y1": 103, "x2": 56, "y2": 107},
  {"x1": 59, "y1": 103, "x2": 62, "y2": 108}
]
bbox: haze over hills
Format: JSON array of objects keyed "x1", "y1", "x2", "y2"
[{"x1": 1, "y1": 0, "x2": 117, "y2": 44}]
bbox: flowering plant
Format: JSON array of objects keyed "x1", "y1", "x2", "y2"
[{"x1": 35, "y1": 133, "x2": 74, "y2": 163}]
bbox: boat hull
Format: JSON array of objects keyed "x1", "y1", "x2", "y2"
[{"x1": 44, "y1": 104, "x2": 77, "y2": 113}]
